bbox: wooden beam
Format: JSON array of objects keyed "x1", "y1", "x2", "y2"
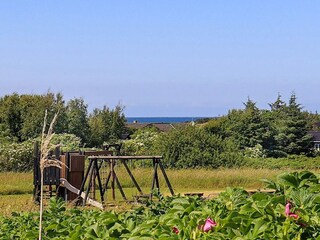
[{"x1": 88, "y1": 156, "x2": 163, "y2": 160}]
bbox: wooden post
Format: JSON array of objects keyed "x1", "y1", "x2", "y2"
[
  {"x1": 94, "y1": 159, "x2": 105, "y2": 204},
  {"x1": 111, "y1": 159, "x2": 115, "y2": 200},
  {"x1": 120, "y1": 159, "x2": 144, "y2": 195},
  {"x1": 158, "y1": 160, "x2": 174, "y2": 196},
  {"x1": 33, "y1": 142, "x2": 40, "y2": 202},
  {"x1": 83, "y1": 160, "x2": 95, "y2": 206},
  {"x1": 151, "y1": 158, "x2": 160, "y2": 196},
  {"x1": 103, "y1": 171, "x2": 112, "y2": 196},
  {"x1": 114, "y1": 172, "x2": 127, "y2": 200},
  {"x1": 78, "y1": 159, "x2": 94, "y2": 206}
]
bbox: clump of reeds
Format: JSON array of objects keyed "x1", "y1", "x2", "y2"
[{"x1": 39, "y1": 110, "x2": 64, "y2": 240}]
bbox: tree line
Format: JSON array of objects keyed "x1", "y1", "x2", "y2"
[
  {"x1": 204, "y1": 93, "x2": 318, "y2": 157},
  {"x1": 0, "y1": 92, "x2": 319, "y2": 171},
  {"x1": 0, "y1": 92, "x2": 126, "y2": 147},
  {"x1": 122, "y1": 93, "x2": 320, "y2": 169}
]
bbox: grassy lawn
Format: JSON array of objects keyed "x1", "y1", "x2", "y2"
[{"x1": 0, "y1": 168, "x2": 318, "y2": 216}]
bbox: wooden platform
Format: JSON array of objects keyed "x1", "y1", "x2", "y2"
[{"x1": 184, "y1": 192, "x2": 204, "y2": 197}]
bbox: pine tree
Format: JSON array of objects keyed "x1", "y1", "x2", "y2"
[
  {"x1": 223, "y1": 98, "x2": 274, "y2": 152},
  {"x1": 275, "y1": 93, "x2": 313, "y2": 155}
]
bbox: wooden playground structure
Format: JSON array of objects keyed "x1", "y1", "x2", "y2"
[
  {"x1": 33, "y1": 143, "x2": 174, "y2": 209},
  {"x1": 79, "y1": 155, "x2": 174, "y2": 207}
]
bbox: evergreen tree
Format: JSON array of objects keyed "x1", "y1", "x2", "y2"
[
  {"x1": 225, "y1": 99, "x2": 272, "y2": 149},
  {"x1": 241, "y1": 98, "x2": 274, "y2": 150},
  {"x1": 269, "y1": 93, "x2": 286, "y2": 112},
  {"x1": 275, "y1": 93, "x2": 313, "y2": 155}
]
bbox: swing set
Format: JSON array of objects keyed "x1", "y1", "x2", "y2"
[
  {"x1": 78, "y1": 155, "x2": 175, "y2": 207},
  {"x1": 33, "y1": 140, "x2": 174, "y2": 208}
]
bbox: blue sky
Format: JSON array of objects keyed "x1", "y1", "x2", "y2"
[{"x1": 0, "y1": 1, "x2": 319, "y2": 117}]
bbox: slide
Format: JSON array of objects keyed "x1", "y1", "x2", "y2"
[{"x1": 60, "y1": 178, "x2": 103, "y2": 209}]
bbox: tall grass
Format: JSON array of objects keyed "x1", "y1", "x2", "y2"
[
  {"x1": 96, "y1": 167, "x2": 285, "y2": 193},
  {"x1": 0, "y1": 194, "x2": 38, "y2": 216},
  {"x1": 1, "y1": 168, "x2": 319, "y2": 197},
  {"x1": 1, "y1": 167, "x2": 320, "y2": 216},
  {"x1": 0, "y1": 172, "x2": 33, "y2": 195}
]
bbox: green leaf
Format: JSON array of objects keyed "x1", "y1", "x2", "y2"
[{"x1": 278, "y1": 173, "x2": 299, "y2": 188}]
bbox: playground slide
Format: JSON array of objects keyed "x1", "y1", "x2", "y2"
[{"x1": 59, "y1": 178, "x2": 103, "y2": 209}]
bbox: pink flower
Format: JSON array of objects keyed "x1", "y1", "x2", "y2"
[
  {"x1": 285, "y1": 202, "x2": 299, "y2": 219},
  {"x1": 201, "y1": 217, "x2": 217, "y2": 232},
  {"x1": 289, "y1": 213, "x2": 299, "y2": 219},
  {"x1": 172, "y1": 227, "x2": 179, "y2": 234},
  {"x1": 285, "y1": 202, "x2": 291, "y2": 216}
]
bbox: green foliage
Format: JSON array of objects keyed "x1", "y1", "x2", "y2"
[
  {"x1": 0, "y1": 93, "x2": 22, "y2": 141},
  {"x1": 155, "y1": 125, "x2": 244, "y2": 168},
  {"x1": 0, "y1": 92, "x2": 67, "y2": 141},
  {"x1": 0, "y1": 93, "x2": 127, "y2": 149},
  {"x1": 50, "y1": 134, "x2": 82, "y2": 152},
  {"x1": 273, "y1": 93, "x2": 313, "y2": 155},
  {"x1": 0, "y1": 133, "x2": 81, "y2": 172},
  {"x1": 122, "y1": 127, "x2": 159, "y2": 155},
  {"x1": 0, "y1": 123, "x2": 17, "y2": 144},
  {"x1": 66, "y1": 98, "x2": 90, "y2": 144},
  {"x1": 205, "y1": 93, "x2": 316, "y2": 157},
  {"x1": 205, "y1": 102, "x2": 275, "y2": 155},
  {"x1": 244, "y1": 155, "x2": 320, "y2": 170},
  {"x1": 0, "y1": 140, "x2": 34, "y2": 172},
  {"x1": 88, "y1": 105, "x2": 126, "y2": 147},
  {"x1": 244, "y1": 144, "x2": 267, "y2": 158},
  {"x1": 1, "y1": 171, "x2": 320, "y2": 239}
]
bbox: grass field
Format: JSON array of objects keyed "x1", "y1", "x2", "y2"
[
  {"x1": 0, "y1": 168, "x2": 318, "y2": 216},
  {"x1": 0, "y1": 172, "x2": 33, "y2": 195}
]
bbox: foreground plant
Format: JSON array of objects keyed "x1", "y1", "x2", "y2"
[
  {"x1": 39, "y1": 111, "x2": 64, "y2": 240},
  {"x1": 1, "y1": 171, "x2": 320, "y2": 239}
]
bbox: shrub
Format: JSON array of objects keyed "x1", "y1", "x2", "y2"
[
  {"x1": 244, "y1": 144, "x2": 266, "y2": 158},
  {"x1": 121, "y1": 127, "x2": 159, "y2": 155},
  {"x1": 154, "y1": 125, "x2": 244, "y2": 168},
  {"x1": 0, "y1": 133, "x2": 81, "y2": 172},
  {"x1": 50, "y1": 133, "x2": 81, "y2": 152},
  {"x1": 0, "y1": 140, "x2": 35, "y2": 172}
]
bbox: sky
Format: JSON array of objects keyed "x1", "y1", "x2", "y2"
[{"x1": 0, "y1": 1, "x2": 320, "y2": 117}]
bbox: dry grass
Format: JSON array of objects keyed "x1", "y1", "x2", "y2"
[
  {"x1": 105, "y1": 167, "x2": 283, "y2": 191},
  {"x1": 39, "y1": 110, "x2": 61, "y2": 240},
  {"x1": 166, "y1": 168, "x2": 282, "y2": 191},
  {"x1": 0, "y1": 194, "x2": 38, "y2": 216}
]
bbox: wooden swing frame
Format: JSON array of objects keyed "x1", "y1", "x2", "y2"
[{"x1": 78, "y1": 156, "x2": 174, "y2": 207}]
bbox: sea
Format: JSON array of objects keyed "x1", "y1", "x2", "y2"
[{"x1": 126, "y1": 117, "x2": 210, "y2": 123}]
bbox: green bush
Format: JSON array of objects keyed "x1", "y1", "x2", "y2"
[
  {"x1": 122, "y1": 127, "x2": 159, "y2": 155},
  {"x1": 0, "y1": 133, "x2": 81, "y2": 172},
  {"x1": 154, "y1": 125, "x2": 244, "y2": 168},
  {"x1": 0, "y1": 140, "x2": 34, "y2": 172},
  {"x1": 50, "y1": 133, "x2": 81, "y2": 152}
]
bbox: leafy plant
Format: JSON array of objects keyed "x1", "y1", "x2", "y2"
[{"x1": 1, "y1": 171, "x2": 320, "y2": 239}]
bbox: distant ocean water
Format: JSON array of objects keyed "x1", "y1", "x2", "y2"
[{"x1": 126, "y1": 117, "x2": 209, "y2": 123}]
